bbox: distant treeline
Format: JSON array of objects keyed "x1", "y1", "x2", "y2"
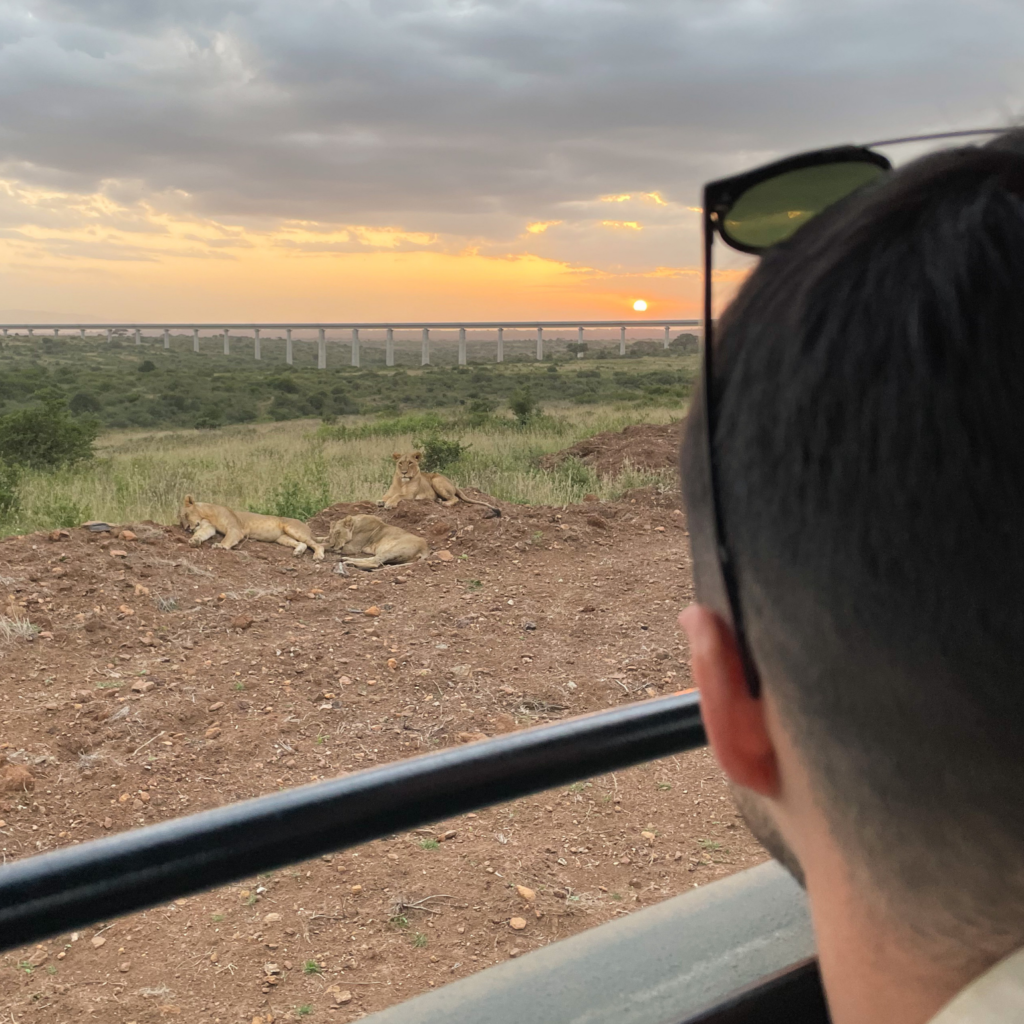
[{"x1": 0, "y1": 332, "x2": 699, "y2": 431}]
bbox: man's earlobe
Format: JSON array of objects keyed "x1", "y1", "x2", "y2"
[{"x1": 679, "y1": 605, "x2": 780, "y2": 798}]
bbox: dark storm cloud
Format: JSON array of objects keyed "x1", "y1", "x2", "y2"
[{"x1": 1, "y1": 0, "x2": 1021, "y2": 233}]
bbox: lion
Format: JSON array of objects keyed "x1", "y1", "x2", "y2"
[
  {"x1": 326, "y1": 514, "x2": 429, "y2": 570},
  {"x1": 379, "y1": 452, "x2": 501, "y2": 516},
  {"x1": 179, "y1": 495, "x2": 325, "y2": 561}
]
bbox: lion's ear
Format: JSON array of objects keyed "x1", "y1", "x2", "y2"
[
  {"x1": 340, "y1": 516, "x2": 354, "y2": 527},
  {"x1": 184, "y1": 495, "x2": 195, "y2": 506},
  {"x1": 392, "y1": 452, "x2": 401, "y2": 461},
  {"x1": 412, "y1": 451, "x2": 422, "y2": 461}
]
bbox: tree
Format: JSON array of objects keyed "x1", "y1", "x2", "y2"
[{"x1": 0, "y1": 393, "x2": 98, "y2": 469}]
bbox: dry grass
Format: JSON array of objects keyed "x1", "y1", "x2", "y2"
[
  {"x1": 3, "y1": 402, "x2": 682, "y2": 533},
  {"x1": 0, "y1": 614, "x2": 39, "y2": 644}
]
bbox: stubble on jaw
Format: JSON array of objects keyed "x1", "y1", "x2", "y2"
[{"x1": 730, "y1": 781, "x2": 807, "y2": 888}]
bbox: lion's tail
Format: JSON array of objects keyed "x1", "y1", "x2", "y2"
[{"x1": 453, "y1": 488, "x2": 502, "y2": 517}]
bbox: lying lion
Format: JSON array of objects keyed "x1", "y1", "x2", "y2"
[
  {"x1": 326, "y1": 514, "x2": 429, "y2": 570},
  {"x1": 379, "y1": 451, "x2": 501, "y2": 516},
  {"x1": 179, "y1": 495, "x2": 325, "y2": 561}
]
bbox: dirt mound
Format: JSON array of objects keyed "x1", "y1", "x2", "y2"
[
  {"x1": 0, "y1": 493, "x2": 762, "y2": 1022},
  {"x1": 539, "y1": 422, "x2": 683, "y2": 478}
]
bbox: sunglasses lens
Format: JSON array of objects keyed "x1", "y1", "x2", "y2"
[{"x1": 723, "y1": 160, "x2": 887, "y2": 250}]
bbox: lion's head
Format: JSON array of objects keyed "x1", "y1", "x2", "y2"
[
  {"x1": 327, "y1": 515, "x2": 356, "y2": 548},
  {"x1": 179, "y1": 494, "x2": 203, "y2": 532},
  {"x1": 393, "y1": 451, "x2": 423, "y2": 483}
]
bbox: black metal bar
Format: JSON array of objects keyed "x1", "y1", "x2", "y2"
[{"x1": 0, "y1": 692, "x2": 704, "y2": 953}]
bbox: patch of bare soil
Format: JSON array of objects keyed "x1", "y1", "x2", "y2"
[
  {"x1": 538, "y1": 421, "x2": 683, "y2": 478},
  {"x1": 0, "y1": 490, "x2": 764, "y2": 1023}
]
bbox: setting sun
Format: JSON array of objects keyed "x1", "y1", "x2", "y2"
[{"x1": 633, "y1": 299, "x2": 648, "y2": 311}]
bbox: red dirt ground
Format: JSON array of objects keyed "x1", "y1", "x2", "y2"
[
  {"x1": 0, "y1": 481, "x2": 765, "y2": 1022},
  {"x1": 537, "y1": 421, "x2": 683, "y2": 478}
]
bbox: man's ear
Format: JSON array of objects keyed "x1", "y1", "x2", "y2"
[{"x1": 680, "y1": 604, "x2": 780, "y2": 798}]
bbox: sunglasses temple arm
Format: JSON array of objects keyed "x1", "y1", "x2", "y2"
[{"x1": 701, "y1": 210, "x2": 763, "y2": 699}]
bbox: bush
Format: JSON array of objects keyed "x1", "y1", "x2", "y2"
[
  {"x1": 69, "y1": 391, "x2": 102, "y2": 415},
  {"x1": 34, "y1": 497, "x2": 90, "y2": 529},
  {"x1": 508, "y1": 386, "x2": 538, "y2": 425},
  {"x1": 254, "y1": 478, "x2": 329, "y2": 521},
  {"x1": 414, "y1": 434, "x2": 471, "y2": 472},
  {"x1": 0, "y1": 462, "x2": 20, "y2": 521},
  {"x1": 138, "y1": 360, "x2": 157, "y2": 372},
  {"x1": 0, "y1": 397, "x2": 98, "y2": 469}
]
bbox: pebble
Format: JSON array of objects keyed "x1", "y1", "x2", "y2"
[
  {"x1": 131, "y1": 680, "x2": 155, "y2": 694},
  {"x1": 263, "y1": 912, "x2": 282, "y2": 924},
  {"x1": 509, "y1": 917, "x2": 527, "y2": 930},
  {"x1": 110, "y1": 550, "x2": 128, "y2": 558},
  {"x1": 363, "y1": 606, "x2": 381, "y2": 617},
  {"x1": 91, "y1": 936, "x2": 106, "y2": 948},
  {"x1": 208, "y1": 702, "x2": 224, "y2": 712},
  {"x1": 515, "y1": 885, "x2": 536, "y2": 902},
  {"x1": 230, "y1": 615, "x2": 253, "y2": 630},
  {"x1": 120, "y1": 530, "x2": 138, "y2": 542},
  {"x1": 434, "y1": 550, "x2": 454, "y2": 561},
  {"x1": 205, "y1": 727, "x2": 222, "y2": 740},
  {"x1": 335, "y1": 990, "x2": 353, "y2": 1005},
  {"x1": 641, "y1": 831, "x2": 656, "y2": 843},
  {"x1": 118, "y1": 604, "x2": 134, "y2": 616},
  {"x1": 118, "y1": 961, "x2": 131, "y2": 972}
]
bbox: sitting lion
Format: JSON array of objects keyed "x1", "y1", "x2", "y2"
[
  {"x1": 379, "y1": 452, "x2": 501, "y2": 516},
  {"x1": 179, "y1": 495, "x2": 325, "y2": 561},
  {"x1": 326, "y1": 514, "x2": 429, "y2": 570}
]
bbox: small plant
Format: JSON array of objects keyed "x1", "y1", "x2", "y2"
[
  {"x1": 508, "y1": 386, "x2": 538, "y2": 425},
  {"x1": 34, "y1": 497, "x2": 90, "y2": 529},
  {"x1": 389, "y1": 914, "x2": 410, "y2": 929},
  {"x1": 657, "y1": 783, "x2": 673, "y2": 791},
  {"x1": 297, "y1": 1004, "x2": 313, "y2": 1016},
  {"x1": 413, "y1": 434, "x2": 471, "y2": 472},
  {"x1": 0, "y1": 614, "x2": 39, "y2": 643},
  {"x1": 17, "y1": 961, "x2": 33, "y2": 975},
  {"x1": 46, "y1": 965, "x2": 57, "y2": 975},
  {"x1": 568, "y1": 781, "x2": 591, "y2": 793},
  {"x1": 0, "y1": 460, "x2": 19, "y2": 521},
  {"x1": 233, "y1": 682, "x2": 245, "y2": 691},
  {"x1": 466, "y1": 579, "x2": 482, "y2": 591},
  {"x1": 610, "y1": 892, "x2": 623, "y2": 901},
  {"x1": 699, "y1": 839, "x2": 723, "y2": 851},
  {"x1": 211, "y1": 913, "x2": 224, "y2": 922},
  {"x1": 138, "y1": 360, "x2": 157, "y2": 373},
  {"x1": 245, "y1": 893, "x2": 258, "y2": 906},
  {"x1": 419, "y1": 838, "x2": 440, "y2": 850},
  {"x1": 412, "y1": 932, "x2": 428, "y2": 948},
  {"x1": 316, "y1": 733, "x2": 327, "y2": 745},
  {"x1": 302, "y1": 959, "x2": 322, "y2": 975}
]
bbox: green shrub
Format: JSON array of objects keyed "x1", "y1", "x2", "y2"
[
  {"x1": 34, "y1": 497, "x2": 90, "y2": 528},
  {"x1": 509, "y1": 386, "x2": 537, "y2": 425},
  {"x1": 69, "y1": 391, "x2": 102, "y2": 415},
  {"x1": 0, "y1": 397, "x2": 98, "y2": 469},
  {"x1": 0, "y1": 461, "x2": 20, "y2": 521},
  {"x1": 414, "y1": 434, "x2": 471, "y2": 472},
  {"x1": 138, "y1": 360, "x2": 157, "y2": 373}
]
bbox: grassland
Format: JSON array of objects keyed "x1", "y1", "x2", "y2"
[{"x1": 2, "y1": 402, "x2": 686, "y2": 535}]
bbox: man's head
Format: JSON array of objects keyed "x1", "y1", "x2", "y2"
[{"x1": 681, "y1": 131, "x2": 1024, "y2": 969}]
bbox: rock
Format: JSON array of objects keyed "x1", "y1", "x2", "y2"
[
  {"x1": 509, "y1": 917, "x2": 527, "y2": 930},
  {"x1": 118, "y1": 604, "x2": 135, "y2": 616},
  {"x1": 515, "y1": 885, "x2": 536, "y2": 902},
  {"x1": 263, "y1": 962, "x2": 281, "y2": 975},
  {"x1": 134, "y1": 584, "x2": 150, "y2": 597},
  {"x1": 102, "y1": 817, "x2": 113, "y2": 829},
  {"x1": 91, "y1": 936, "x2": 106, "y2": 948},
  {"x1": 208, "y1": 701, "x2": 224, "y2": 712},
  {"x1": 118, "y1": 961, "x2": 131, "y2": 972},
  {"x1": 457, "y1": 731, "x2": 488, "y2": 744},
  {"x1": 641, "y1": 831, "x2": 656, "y2": 843},
  {"x1": 336, "y1": 990, "x2": 353, "y2": 1005},
  {"x1": 110, "y1": 550, "x2": 129, "y2": 558},
  {"x1": 654, "y1": 526, "x2": 666, "y2": 533},
  {"x1": 522, "y1": 621, "x2": 537, "y2": 631},
  {"x1": 0, "y1": 761, "x2": 34, "y2": 793},
  {"x1": 230, "y1": 615, "x2": 253, "y2": 630},
  {"x1": 350, "y1": 884, "x2": 362, "y2": 893},
  {"x1": 338, "y1": 675, "x2": 353, "y2": 686},
  {"x1": 131, "y1": 680, "x2": 156, "y2": 694},
  {"x1": 387, "y1": 658, "x2": 398, "y2": 671},
  {"x1": 120, "y1": 530, "x2": 138, "y2": 542},
  {"x1": 262, "y1": 912, "x2": 282, "y2": 925},
  {"x1": 25, "y1": 948, "x2": 49, "y2": 966},
  {"x1": 83, "y1": 521, "x2": 112, "y2": 532},
  {"x1": 363, "y1": 606, "x2": 381, "y2": 617},
  {"x1": 434, "y1": 550, "x2": 454, "y2": 561},
  {"x1": 205, "y1": 727, "x2": 222, "y2": 740},
  {"x1": 394, "y1": 575, "x2": 409, "y2": 584}
]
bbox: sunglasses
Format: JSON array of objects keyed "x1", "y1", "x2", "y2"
[{"x1": 700, "y1": 127, "x2": 1006, "y2": 697}]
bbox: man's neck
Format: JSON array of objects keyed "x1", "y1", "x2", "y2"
[{"x1": 806, "y1": 851, "x2": 982, "y2": 1024}]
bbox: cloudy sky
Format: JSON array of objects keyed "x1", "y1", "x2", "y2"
[{"x1": 0, "y1": 0, "x2": 1020, "y2": 321}]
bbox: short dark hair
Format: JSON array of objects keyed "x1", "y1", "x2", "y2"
[{"x1": 684, "y1": 130, "x2": 1024, "y2": 954}]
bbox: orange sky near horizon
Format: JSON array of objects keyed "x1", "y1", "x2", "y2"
[{"x1": 0, "y1": 179, "x2": 749, "y2": 323}]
